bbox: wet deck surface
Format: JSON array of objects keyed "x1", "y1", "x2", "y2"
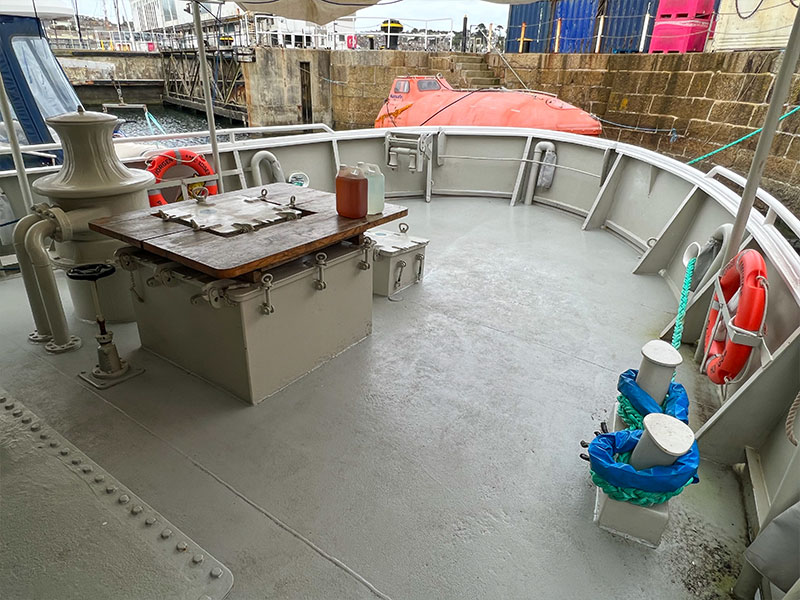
[{"x1": 0, "y1": 197, "x2": 745, "y2": 599}]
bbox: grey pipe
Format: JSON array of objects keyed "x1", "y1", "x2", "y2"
[
  {"x1": 25, "y1": 219, "x2": 78, "y2": 350},
  {"x1": 250, "y1": 150, "x2": 286, "y2": 186},
  {"x1": 523, "y1": 141, "x2": 556, "y2": 206},
  {"x1": 693, "y1": 223, "x2": 733, "y2": 291},
  {"x1": 12, "y1": 214, "x2": 51, "y2": 341}
]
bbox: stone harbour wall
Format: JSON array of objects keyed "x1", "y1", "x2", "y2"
[
  {"x1": 243, "y1": 47, "x2": 333, "y2": 127},
  {"x1": 328, "y1": 50, "x2": 453, "y2": 130},
  {"x1": 488, "y1": 50, "x2": 800, "y2": 213},
  {"x1": 54, "y1": 49, "x2": 164, "y2": 105}
]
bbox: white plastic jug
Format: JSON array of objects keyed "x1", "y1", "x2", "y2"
[{"x1": 364, "y1": 163, "x2": 385, "y2": 215}]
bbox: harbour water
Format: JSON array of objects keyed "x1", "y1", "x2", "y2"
[{"x1": 88, "y1": 105, "x2": 225, "y2": 146}]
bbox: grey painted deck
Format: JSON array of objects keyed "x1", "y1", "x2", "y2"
[{"x1": 0, "y1": 197, "x2": 745, "y2": 599}]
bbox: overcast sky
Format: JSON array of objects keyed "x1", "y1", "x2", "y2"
[
  {"x1": 74, "y1": 0, "x2": 510, "y2": 27},
  {"x1": 356, "y1": 1, "x2": 508, "y2": 27}
]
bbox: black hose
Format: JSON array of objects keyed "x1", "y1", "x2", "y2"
[
  {"x1": 735, "y1": 0, "x2": 767, "y2": 19},
  {"x1": 419, "y1": 90, "x2": 480, "y2": 126}
]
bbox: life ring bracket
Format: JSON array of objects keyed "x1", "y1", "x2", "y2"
[{"x1": 701, "y1": 251, "x2": 769, "y2": 386}]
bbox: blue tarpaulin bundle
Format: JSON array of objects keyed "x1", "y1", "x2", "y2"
[
  {"x1": 589, "y1": 430, "x2": 700, "y2": 493},
  {"x1": 618, "y1": 369, "x2": 690, "y2": 424}
]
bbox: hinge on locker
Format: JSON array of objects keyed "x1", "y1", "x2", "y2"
[
  {"x1": 415, "y1": 253, "x2": 425, "y2": 282},
  {"x1": 313, "y1": 253, "x2": 328, "y2": 290},
  {"x1": 146, "y1": 261, "x2": 180, "y2": 288},
  {"x1": 260, "y1": 273, "x2": 275, "y2": 315},
  {"x1": 190, "y1": 280, "x2": 237, "y2": 309},
  {"x1": 115, "y1": 247, "x2": 144, "y2": 303},
  {"x1": 394, "y1": 259, "x2": 407, "y2": 290},
  {"x1": 358, "y1": 238, "x2": 373, "y2": 271}
]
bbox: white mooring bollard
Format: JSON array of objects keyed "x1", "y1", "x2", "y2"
[
  {"x1": 629, "y1": 413, "x2": 695, "y2": 471},
  {"x1": 595, "y1": 341, "x2": 695, "y2": 548},
  {"x1": 637, "y1": 340, "x2": 683, "y2": 405}
]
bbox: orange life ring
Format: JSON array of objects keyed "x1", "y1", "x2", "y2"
[
  {"x1": 146, "y1": 149, "x2": 218, "y2": 207},
  {"x1": 703, "y1": 249, "x2": 767, "y2": 385}
]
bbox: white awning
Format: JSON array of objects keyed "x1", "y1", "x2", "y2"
[
  {"x1": 235, "y1": 1, "x2": 382, "y2": 25},
  {"x1": 2, "y1": 0, "x2": 75, "y2": 19}
]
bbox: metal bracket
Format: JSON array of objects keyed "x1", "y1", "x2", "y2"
[
  {"x1": 114, "y1": 248, "x2": 144, "y2": 303},
  {"x1": 712, "y1": 277, "x2": 765, "y2": 348},
  {"x1": 146, "y1": 261, "x2": 181, "y2": 288},
  {"x1": 358, "y1": 238, "x2": 373, "y2": 270},
  {"x1": 31, "y1": 202, "x2": 51, "y2": 216},
  {"x1": 394, "y1": 259, "x2": 407, "y2": 290},
  {"x1": 259, "y1": 273, "x2": 275, "y2": 315},
  {"x1": 313, "y1": 253, "x2": 328, "y2": 290},
  {"x1": 189, "y1": 219, "x2": 221, "y2": 232},
  {"x1": 115, "y1": 247, "x2": 139, "y2": 272},
  {"x1": 41, "y1": 205, "x2": 72, "y2": 242},
  {"x1": 701, "y1": 276, "x2": 768, "y2": 374},
  {"x1": 80, "y1": 364, "x2": 144, "y2": 390},
  {"x1": 415, "y1": 253, "x2": 425, "y2": 282},
  {"x1": 190, "y1": 279, "x2": 238, "y2": 309},
  {"x1": 385, "y1": 132, "x2": 432, "y2": 173},
  {"x1": 154, "y1": 210, "x2": 191, "y2": 223},
  {"x1": 232, "y1": 222, "x2": 256, "y2": 234}
]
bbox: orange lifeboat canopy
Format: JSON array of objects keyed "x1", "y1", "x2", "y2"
[{"x1": 375, "y1": 76, "x2": 601, "y2": 136}]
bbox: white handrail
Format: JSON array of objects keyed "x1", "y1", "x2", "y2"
[
  {"x1": 0, "y1": 123, "x2": 335, "y2": 156},
  {"x1": 705, "y1": 165, "x2": 800, "y2": 240}
]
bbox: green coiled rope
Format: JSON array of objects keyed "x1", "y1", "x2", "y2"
[
  {"x1": 617, "y1": 394, "x2": 644, "y2": 429},
  {"x1": 616, "y1": 256, "x2": 697, "y2": 430},
  {"x1": 671, "y1": 256, "x2": 697, "y2": 351},
  {"x1": 591, "y1": 468, "x2": 690, "y2": 506},
  {"x1": 591, "y1": 451, "x2": 689, "y2": 506}
]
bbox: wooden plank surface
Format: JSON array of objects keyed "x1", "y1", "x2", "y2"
[
  {"x1": 89, "y1": 184, "x2": 331, "y2": 246},
  {"x1": 90, "y1": 183, "x2": 408, "y2": 279}
]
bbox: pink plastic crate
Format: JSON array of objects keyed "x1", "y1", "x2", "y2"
[
  {"x1": 655, "y1": 0, "x2": 715, "y2": 18},
  {"x1": 649, "y1": 17, "x2": 711, "y2": 53}
]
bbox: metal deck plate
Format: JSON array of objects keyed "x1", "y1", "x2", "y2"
[
  {"x1": 0, "y1": 391, "x2": 233, "y2": 600},
  {"x1": 153, "y1": 196, "x2": 310, "y2": 237}
]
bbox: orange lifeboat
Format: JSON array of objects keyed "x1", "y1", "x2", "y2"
[{"x1": 375, "y1": 76, "x2": 602, "y2": 136}]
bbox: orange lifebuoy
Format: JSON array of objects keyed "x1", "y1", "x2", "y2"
[
  {"x1": 146, "y1": 149, "x2": 218, "y2": 207},
  {"x1": 703, "y1": 249, "x2": 767, "y2": 385}
]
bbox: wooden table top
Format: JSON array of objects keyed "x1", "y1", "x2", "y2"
[{"x1": 90, "y1": 183, "x2": 408, "y2": 279}]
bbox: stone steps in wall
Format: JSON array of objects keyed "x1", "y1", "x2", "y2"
[
  {"x1": 468, "y1": 77, "x2": 501, "y2": 88},
  {"x1": 459, "y1": 69, "x2": 494, "y2": 79},
  {"x1": 453, "y1": 62, "x2": 496, "y2": 89},
  {"x1": 454, "y1": 55, "x2": 485, "y2": 63}
]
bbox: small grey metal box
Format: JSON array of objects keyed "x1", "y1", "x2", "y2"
[{"x1": 366, "y1": 225, "x2": 429, "y2": 296}]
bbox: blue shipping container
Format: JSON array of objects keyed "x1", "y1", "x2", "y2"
[
  {"x1": 599, "y1": 0, "x2": 657, "y2": 53},
  {"x1": 506, "y1": 2, "x2": 553, "y2": 53},
  {"x1": 554, "y1": 0, "x2": 599, "y2": 53}
]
